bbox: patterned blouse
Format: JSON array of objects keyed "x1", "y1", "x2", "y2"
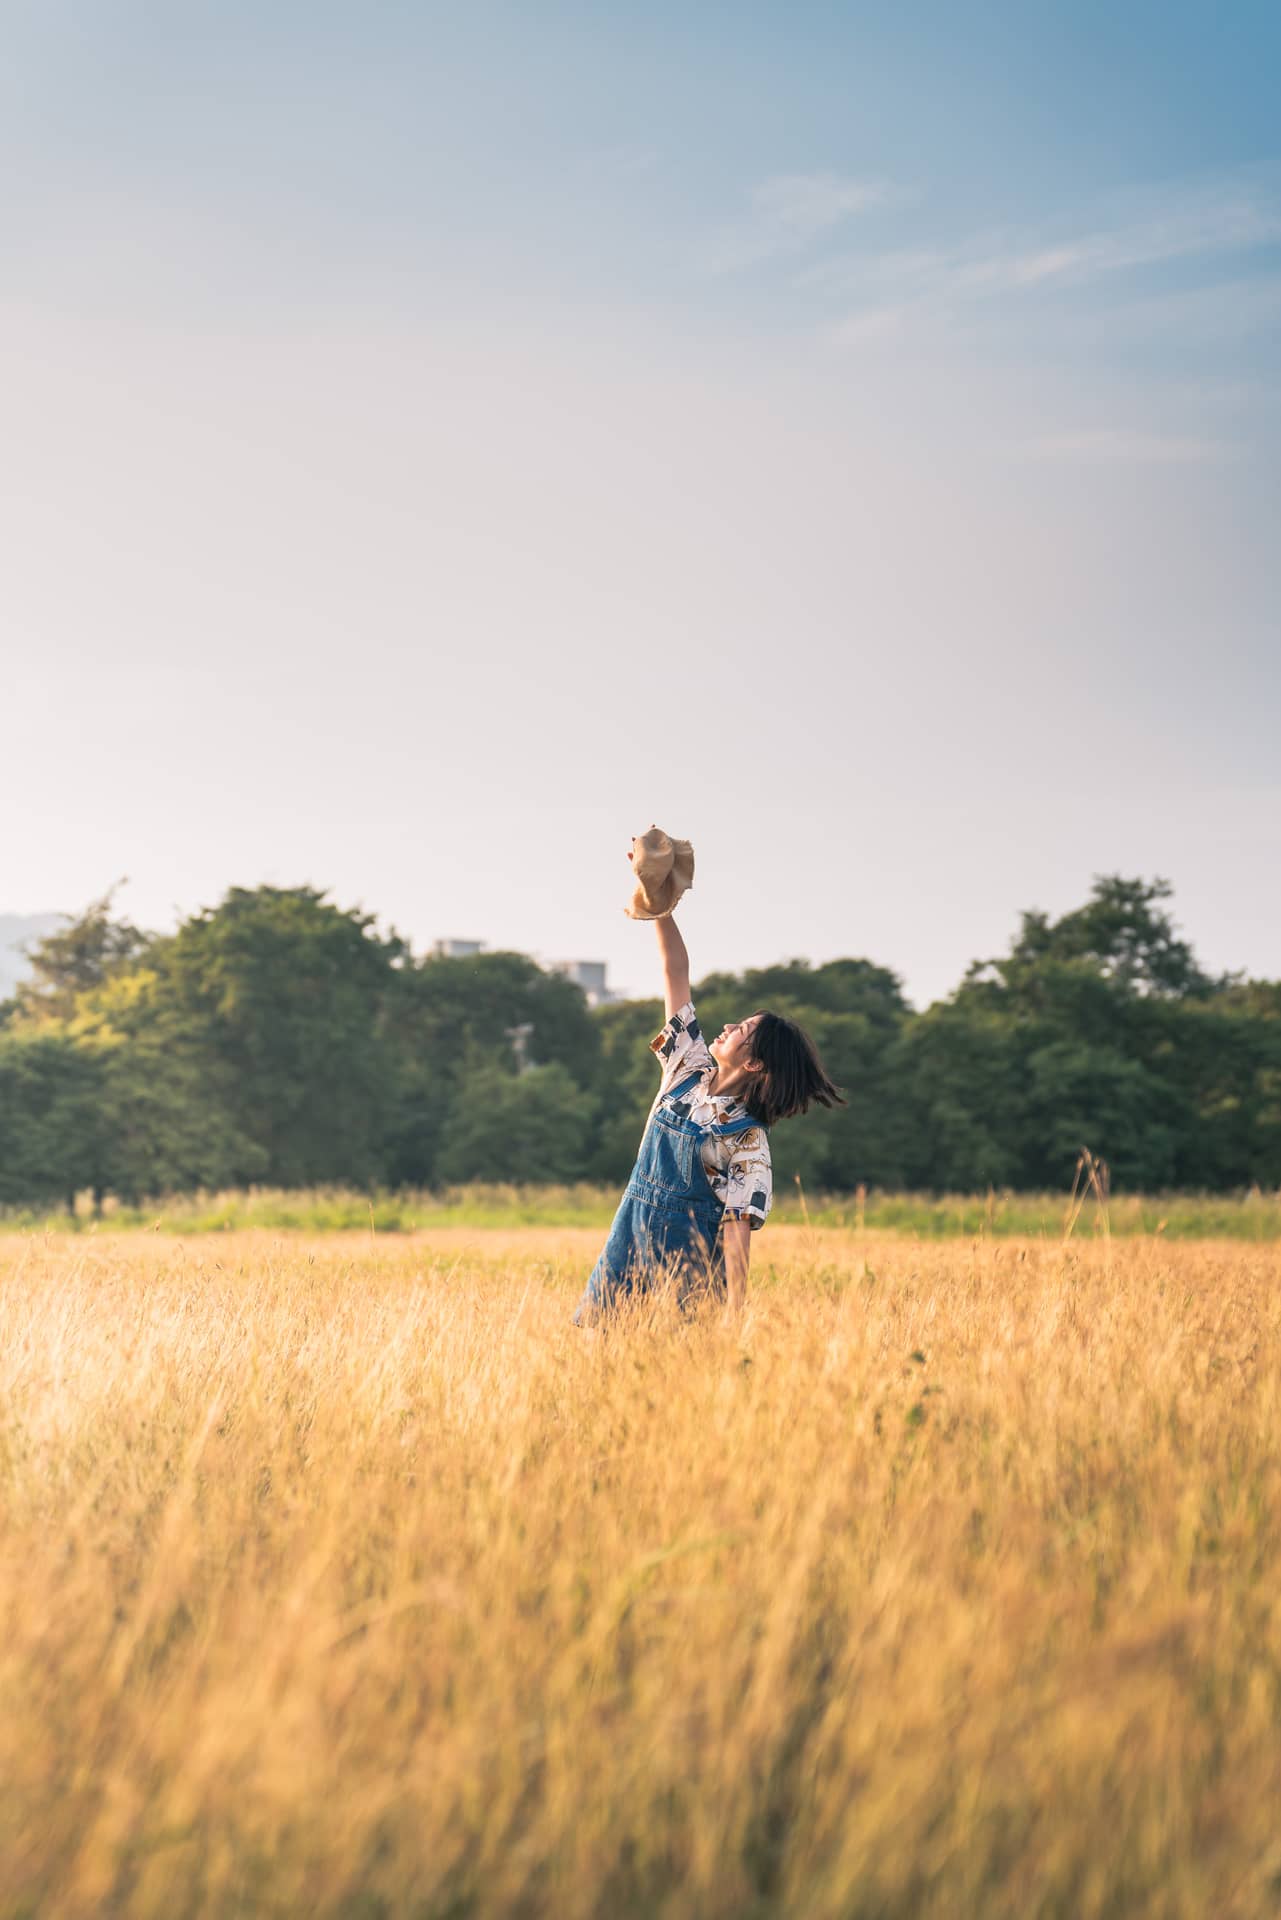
[{"x1": 649, "y1": 1001, "x2": 773, "y2": 1230}]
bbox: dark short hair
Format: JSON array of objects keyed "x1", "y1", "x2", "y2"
[{"x1": 743, "y1": 1011, "x2": 846, "y2": 1128}]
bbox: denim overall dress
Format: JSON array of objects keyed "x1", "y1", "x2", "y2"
[{"x1": 573, "y1": 1069, "x2": 760, "y2": 1322}]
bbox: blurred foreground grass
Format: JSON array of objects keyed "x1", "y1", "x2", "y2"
[
  {"x1": 7, "y1": 1180, "x2": 1281, "y2": 1238},
  {"x1": 3, "y1": 1226, "x2": 1281, "y2": 1917}
]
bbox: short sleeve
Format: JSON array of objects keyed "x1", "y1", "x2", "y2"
[
  {"x1": 649, "y1": 1000, "x2": 714, "y2": 1094},
  {"x1": 721, "y1": 1125, "x2": 773, "y2": 1230}
]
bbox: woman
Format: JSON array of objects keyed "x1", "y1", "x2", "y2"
[{"x1": 574, "y1": 899, "x2": 845, "y2": 1325}]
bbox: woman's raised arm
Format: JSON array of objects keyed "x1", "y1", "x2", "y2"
[{"x1": 654, "y1": 915, "x2": 691, "y2": 1020}]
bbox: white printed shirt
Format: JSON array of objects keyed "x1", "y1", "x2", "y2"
[{"x1": 649, "y1": 1001, "x2": 773, "y2": 1230}]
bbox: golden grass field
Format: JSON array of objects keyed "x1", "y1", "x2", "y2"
[{"x1": 3, "y1": 1225, "x2": 1281, "y2": 1918}]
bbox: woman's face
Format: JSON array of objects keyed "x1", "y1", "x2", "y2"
[{"x1": 710, "y1": 1013, "x2": 763, "y2": 1075}]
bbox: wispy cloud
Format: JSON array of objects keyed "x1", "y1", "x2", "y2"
[
  {"x1": 812, "y1": 174, "x2": 1281, "y2": 340},
  {"x1": 711, "y1": 171, "x2": 904, "y2": 273},
  {"x1": 1098, "y1": 274, "x2": 1281, "y2": 348},
  {"x1": 827, "y1": 304, "x2": 911, "y2": 347}
]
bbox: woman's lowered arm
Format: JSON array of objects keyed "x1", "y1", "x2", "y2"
[
  {"x1": 723, "y1": 1217, "x2": 751, "y2": 1315},
  {"x1": 655, "y1": 914, "x2": 691, "y2": 1020}
]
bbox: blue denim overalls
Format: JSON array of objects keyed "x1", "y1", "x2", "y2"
[{"x1": 573, "y1": 1069, "x2": 760, "y2": 1323}]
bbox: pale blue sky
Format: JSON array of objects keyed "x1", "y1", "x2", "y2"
[{"x1": 2, "y1": 3, "x2": 1278, "y2": 1004}]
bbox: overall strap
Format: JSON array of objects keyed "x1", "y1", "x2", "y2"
[
  {"x1": 663, "y1": 1070, "x2": 705, "y2": 1104},
  {"x1": 711, "y1": 1110, "x2": 764, "y2": 1137}
]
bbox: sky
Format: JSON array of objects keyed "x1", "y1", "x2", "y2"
[{"x1": 2, "y1": 0, "x2": 1278, "y2": 1007}]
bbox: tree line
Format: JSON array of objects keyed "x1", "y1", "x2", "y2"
[{"x1": 0, "y1": 876, "x2": 1277, "y2": 1212}]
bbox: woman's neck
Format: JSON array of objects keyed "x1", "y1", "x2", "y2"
[{"x1": 710, "y1": 1064, "x2": 748, "y2": 1102}]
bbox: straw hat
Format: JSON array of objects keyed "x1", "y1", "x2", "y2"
[{"x1": 625, "y1": 824, "x2": 695, "y2": 920}]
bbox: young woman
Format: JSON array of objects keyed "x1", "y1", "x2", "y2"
[{"x1": 573, "y1": 907, "x2": 845, "y2": 1324}]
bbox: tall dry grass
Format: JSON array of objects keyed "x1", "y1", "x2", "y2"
[{"x1": 2, "y1": 1226, "x2": 1280, "y2": 1918}]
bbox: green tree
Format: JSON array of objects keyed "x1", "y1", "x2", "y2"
[
  {"x1": 965, "y1": 876, "x2": 1220, "y2": 1007},
  {"x1": 70, "y1": 970, "x2": 266, "y2": 1205},
  {"x1": 696, "y1": 957, "x2": 909, "y2": 1026},
  {"x1": 894, "y1": 1004, "x2": 1026, "y2": 1189},
  {"x1": 383, "y1": 952, "x2": 600, "y2": 1185},
  {"x1": 10, "y1": 885, "x2": 149, "y2": 1026},
  {"x1": 774, "y1": 1005, "x2": 911, "y2": 1192},
  {"x1": 1164, "y1": 993, "x2": 1281, "y2": 1188},
  {"x1": 926, "y1": 877, "x2": 1235, "y2": 1191},
  {"x1": 437, "y1": 1062, "x2": 589, "y2": 1183},
  {"x1": 1, "y1": 868, "x2": 1274, "y2": 1207},
  {"x1": 1020, "y1": 1040, "x2": 1180, "y2": 1189},
  {"x1": 0, "y1": 1032, "x2": 101, "y2": 1212},
  {"x1": 583, "y1": 996, "x2": 666, "y2": 1184},
  {"x1": 146, "y1": 886, "x2": 402, "y2": 1187}
]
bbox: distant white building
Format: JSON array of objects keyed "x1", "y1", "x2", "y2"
[
  {"x1": 552, "y1": 959, "x2": 618, "y2": 1009},
  {"x1": 433, "y1": 938, "x2": 486, "y2": 959}
]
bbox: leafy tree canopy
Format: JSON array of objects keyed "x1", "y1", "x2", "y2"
[
  {"x1": 964, "y1": 876, "x2": 1221, "y2": 1006},
  {"x1": 437, "y1": 1062, "x2": 589, "y2": 1185},
  {"x1": 1, "y1": 872, "x2": 1276, "y2": 1210},
  {"x1": 11, "y1": 884, "x2": 149, "y2": 1026},
  {"x1": 697, "y1": 958, "x2": 909, "y2": 1027},
  {"x1": 146, "y1": 886, "x2": 404, "y2": 1187}
]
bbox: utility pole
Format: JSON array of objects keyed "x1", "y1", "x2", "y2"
[{"x1": 505, "y1": 1022, "x2": 534, "y2": 1075}]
